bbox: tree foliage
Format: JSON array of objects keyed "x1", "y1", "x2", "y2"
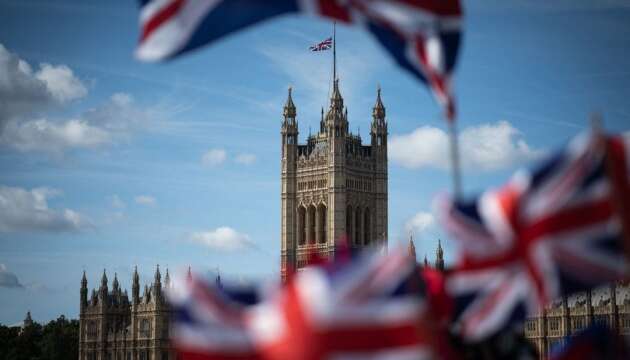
[{"x1": 0, "y1": 315, "x2": 78, "y2": 360}]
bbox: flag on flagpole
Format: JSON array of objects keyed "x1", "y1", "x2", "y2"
[
  {"x1": 135, "y1": 0, "x2": 462, "y2": 122},
  {"x1": 310, "y1": 37, "x2": 332, "y2": 51}
]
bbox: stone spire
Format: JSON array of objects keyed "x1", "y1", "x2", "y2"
[
  {"x1": 423, "y1": 254, "x2": 429, "y2": 268},
  {"x1": 23, "y1": 311, "x2": 33, "y2": 328},
  {"x1": 187, "y1": 266, "x2": 192, "y2": 283},
  {"x1": 154, "y1": 265, "x2": 161, "y2": 285},
  {"x1": 283, "y1": 86, "x2": 296, "y2": 120},
  {"x1": 132, "y1": 266, "x2": 140, "y2": 305},
  {"x1": 370, "y1": 85, "x2": 387, "y2": 150},
  {"x1": 215, "y1": 270, "x2": 222, "y2": 289},
  {"x1": 435, "y1": 239, "x2": 445, "y2": 271},
  {"x1": 373, "y1": 85, "x2": 386, "y2": 120},
  {"x1": 407, "y1": 233, "x2": 417, "y2": 263},
  {"x1": 320, "y1": 107, "x2": 325, "y2": 133},
  {"x1": 112, "y1": 273, "x2": 120, "y2": 293},
  {"x1": 101, "y1": 269, "x2": 108, "y2": 288},
  {"x1": 153, "y1": 265, "x2": 162, "y2": 301},
  {"x1": 81, "y1": 271, "x2": 88, "y2": 308},
  {"x1": 164, "y1": 268, "x2": 171, "y2": 288},
  {"x1": 99, "y1": 269, "x2": 108, "y2": 302},
  {"x1": 331, "y1": 79, "x2": 344, "y2": 110}
]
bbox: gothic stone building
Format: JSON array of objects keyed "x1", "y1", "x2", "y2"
[
  {"x1": 525, "y1": 284, "x2": 630, "y2": 358},
  {"x1": 280, "y1": 80, "x2": 388, "y2": 280},
  {"x1": 79, "y1": 267, "x2": 173, "y2": 360}
]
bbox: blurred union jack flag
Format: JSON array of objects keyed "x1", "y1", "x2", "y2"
[
  {"x1": 310, "y1": 37, "x2": 332, "y2": 51},
  {"x1": 168, "y1": 249, "x2": 443, "y2": 360},
  {"x1": 439, "y1": 131, "x2": 630, "y2": 341},
  {"x1": 136, "y1": 0, "x2": 462, "y2": 121}
]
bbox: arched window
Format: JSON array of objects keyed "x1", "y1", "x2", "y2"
[
  {"x1": 346, "y1": 206, "x2": 353, "y2": 244},
  {"x1": 298, "y1": 206, "x2": 306, "y2": 246},
  {"x1": 355, "y1": 207, "x2": 362, "y2": 245},
  {"x1": 318, "y1": 205, "x2": 327, "y2": 244},
  {"x1": 308, "y1": 205, "x2": 316, "y2": 244},
  {"x1": 87, "y1": 320, "x2": 97, "y2": 339},
  {"x1": 140, "y1": 318, "x2": 151, "y2": 338},
  {"x1": 364, "y1": 208, "x2": 370, "y2": 245}
]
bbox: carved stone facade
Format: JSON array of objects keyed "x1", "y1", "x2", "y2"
[
  {"x1": 79, "y1": 267, "x2": 174, "y2": 360},
  {"x1": 525, "y1": 284, "x2": 630, "y2": 359},
  {"x1": 280, "y1": 80, "x2": 388, "y2": 280}
]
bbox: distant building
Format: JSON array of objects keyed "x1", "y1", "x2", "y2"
[
  {"x1": 408, "y1": 236, "x2": 445, "y2": 272},
  {"x1": 78, "y1": 267, "x2": 174, "y2": 360},
  {"x1": 525, "y1": 284, "x2": 630, "y2": 358},
  {"x1": 280, "y1": 80, "x2": 388, "y2": 280}
]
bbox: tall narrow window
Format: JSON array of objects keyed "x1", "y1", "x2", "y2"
[
  {"x1": 319, "y1": 205, "x2": 327, "y2": 244},
  {"x1": 140, "y1": 318, "x2": 151, "y2": 338},
  {"x1": 298, "y1": 206, "x2": 306, "y2": 246},
  {"x1": 364, "y1": 208, "x2": 370, "y2": 245},
  {"x1": 355, "y1": 207, "x2": 362, "y2": 245},
  {"x1": 346, "y1": 206, "x2": 353, "y2": 244}
]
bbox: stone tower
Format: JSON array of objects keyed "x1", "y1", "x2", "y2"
[{"x1": 280, "y1": 80, "x2": 388, "y2": 280}]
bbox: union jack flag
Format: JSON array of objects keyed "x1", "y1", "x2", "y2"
[
  {"x1": 438, "y1": 130, "x2": 630, "y2": 341},
  {"x1": 168, "y1": 249, "x2": 445, "y2": 359},
  {"x1": 135, "y1": 0, "x2": 462, "y2": 121},
  {"x1": 310, "y1": 37, "x2": 332, "y2": 51}
]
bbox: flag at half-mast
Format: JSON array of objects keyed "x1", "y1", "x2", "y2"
[
  {"x1": 135, "y1": 0, "x2": 463, "y2": 122},
  {"x1": 310, "y1": 37, "x2": 332, "y2": 51}
]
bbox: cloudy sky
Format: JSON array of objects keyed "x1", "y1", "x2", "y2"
[{"x1": 1, "y1": 0, "x2": 630, "y2": 324}]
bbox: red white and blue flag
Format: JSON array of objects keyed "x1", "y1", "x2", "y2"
[
  {"x1": 136, "y1": 0, "x2": 462, "y2": 121},
  {"x1": 310, "y1": 37, "x2": 332, "y2": 51},
  {"x1": 438, "y1": 131, "x2": 630, "y2": 341},
  {"x1": 168, "y1": 249, "x2": 444, "y2": 360}
]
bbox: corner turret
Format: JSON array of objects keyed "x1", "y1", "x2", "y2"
[{"x1": 371, "y1": 86, "x2": 387, "y2": 149}]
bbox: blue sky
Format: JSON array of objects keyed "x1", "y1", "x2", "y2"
[{"x1": 1, "y1": 0, "x2": 629, "y2": 324}]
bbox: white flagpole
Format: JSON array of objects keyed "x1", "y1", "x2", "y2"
[
  {"x1": 333, "y1": 21, "x2": 336, "y2": 82},
  {"x1": 448, "y1": 120, "x2": 462, "y2": 198}
]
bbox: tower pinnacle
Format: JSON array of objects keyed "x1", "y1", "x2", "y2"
[
  {"x1": 408, "y1": 232, "x2": 417, "y2": 262},
  {"x1": 435, "y1": 239, "x2": 445, "y2": 271},
  {"x1": 373, "y1": 85, "x2": 386, "y2": 120},
  {"x1": 283, "y1": 86, "x2": 296, "y2": 119},
  {"x1": 101, "y1": 269, "x2": 108, "y2": 288}
]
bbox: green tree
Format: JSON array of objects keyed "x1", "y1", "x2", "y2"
[{"x1": 0, "y1": 315, "x2": 78, "y2": 360}]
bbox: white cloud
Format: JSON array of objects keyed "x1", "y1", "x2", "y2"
[
  {"x1": 389, "y1": 121, "x2": 543, "y2": 172},
  {"x1": 109, "y1": 195, "x2": 126, "y2": 209},
  {"x1": 35, "y1": 63, "x2": 87, "y2": 102},
  {"x1": 134, "y1": 195, "x2": 156, "y2": 206},
  {"x1": 190, "y1": 227, "x2": 255, "y2": 252},
  {"x1": 0, "y1": 43, "x2": 86, "y2": 127},
  {"x1": 0, "y1": 185, "x2": 91, "y2": 233},
  {"x1": 0, "y1": 92, "x2": 155, "y2": 154},
  {"x1": 201, "y1": 148, "x2": 227, "y2": 167},
  {"x1": 0, "y1": 264, "x2": 23, "y2": 289},
  {"x1": 235, "y1": 153, "x2": 256, "y2": 165},
  {"x1": 0, "y1": 44, "x2": 157, "y2": 154},
  {"x1": 1, "y1": 118, "x2": 111, "y2": 152},
  {"x1": 404, "y1": 211, "x2": 436, "y2": 238}
]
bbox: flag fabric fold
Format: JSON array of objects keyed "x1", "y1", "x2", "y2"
[
  {"x1": 439, "y1": 130, "x2": 630, "y2": 341},
  {"x1": 309, "y1": 37, "x2": 332, "y2": 51},
  {"x1": 136, "y1": 0, "x2": 462, "y2": 121},
  {"x1": 169, "y1": 249, "x2": 446, "y2": 360}
]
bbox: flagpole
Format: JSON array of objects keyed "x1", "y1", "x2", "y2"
[
  {"x1": 333, "y1": 21, "x2": 336, "y2": 82},
  {"x1": 448, "y1": 120, "x2": 462, "y2": 199}
]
